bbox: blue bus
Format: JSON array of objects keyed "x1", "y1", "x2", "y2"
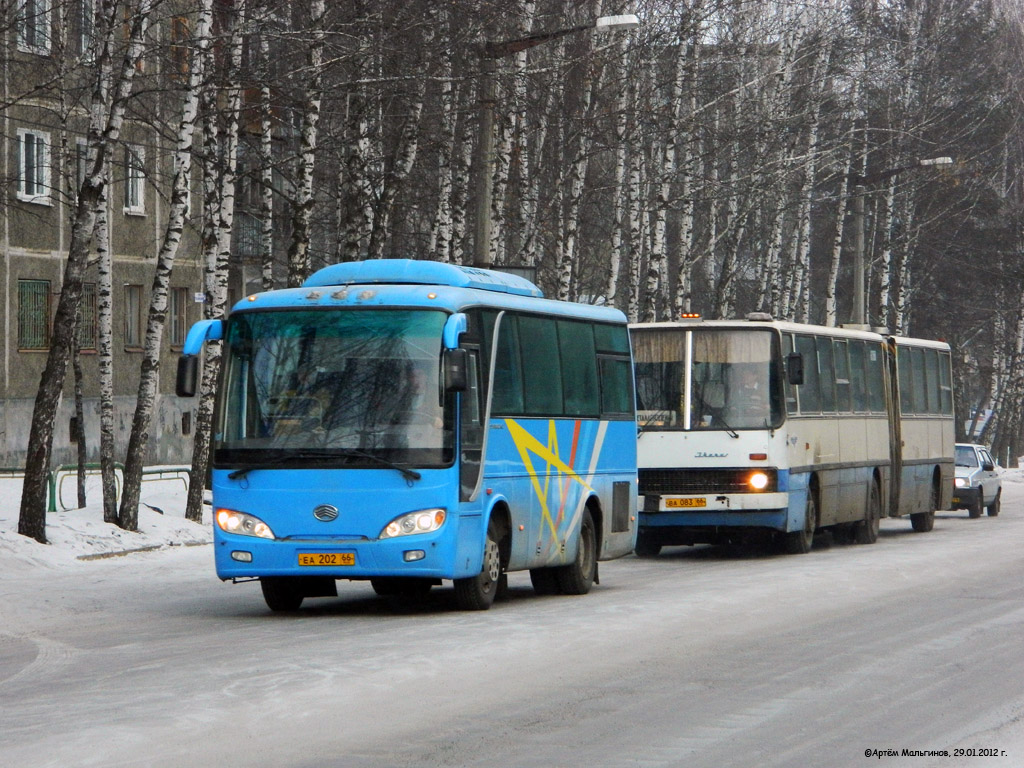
[{"x1": 177, "y1": 259, "x2": 637, "y2": 611}]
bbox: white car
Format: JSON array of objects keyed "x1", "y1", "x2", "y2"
[{"x1": 952, "y1": 443, "x2": 1001, "y2": 518}]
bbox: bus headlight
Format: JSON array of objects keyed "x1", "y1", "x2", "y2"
[
  {"x1": 380, "y1": 508, "x2": 446, "y2": 539},
  {"x1": 216, "y1": 509, "x2": 275, "y2": 539},
  {"x1": 748, "y1": 471, "x2": 770, "y2": 491}
]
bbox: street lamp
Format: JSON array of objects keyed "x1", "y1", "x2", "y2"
[
  {"x1": 848, "y1": 156, "x2": 953, "y2": 328},
  {"x1": 473, "y1": 15, "x2": 641, "y2": 270}
]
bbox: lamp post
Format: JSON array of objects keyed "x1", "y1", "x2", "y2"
[
  {"x1": 848, "y1": 156, "x2": 953, "y2": 328},
  {"x1": 473, "y1": 15, "x2": 640, "y2": 270}
]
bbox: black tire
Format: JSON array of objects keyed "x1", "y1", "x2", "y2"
[
  {"x1": 453, "y1": 520, "x2": 502, "y2": 611},
  {"x1": 556, "y1": 510, "x2": 597, "y2": 595},
  {"x1": 854, "y1": 480, "x2": 881, "y2": 545},
  {"x1": 987, "y1": 489, "x2": 1001, "y2": 517},
  {"x1": 634, "y1": 530, "x2": 662, "y2": 558},
  {"x1": 968, "y1": 492, "x2": 983, "y2": 519},
  {"x1": 261, "y1": 578, "x2": 304, "y2": 612},
  {"x1": 529, "y1": 567, "x2": 562, "y2": 596},
  {"x1": 371, "y1": 577, "x2": 433, "y2": 598},
  {"x1": 910, "y1": 482, "x2": 938, "y2": 532},
  {"x1": 783, "y1": 489, "x2": 816, "y2": 554}
]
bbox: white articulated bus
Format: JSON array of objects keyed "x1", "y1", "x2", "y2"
[{"x1": 631, "y1": 315, "x2": 954, "y2": 555}]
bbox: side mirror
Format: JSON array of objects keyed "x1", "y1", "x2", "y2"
[
  {"x1": 786, "y1": 352, "x2": 804, "y2": 386},
  {"x1": 176, "y1": 355, "x2": 199, "y2": 397},
  {"x1": 982, "y1": 462, "x2": 995, "y2": 472},
  {"x1": 444, "y1": 348, "x2": 468, "y2": 392}
]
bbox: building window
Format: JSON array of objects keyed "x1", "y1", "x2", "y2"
[
  {"x1": 169, "y1": 287, "x2": 188, "y2": 346},
  {"x1": 18, "y1": 279, "x2": 50, "y2": 350},
  {"x1": 123, "y1": 144, "x2": 145, "y2": 214},
  {"x1": 78, "y1": 282, "x2": 98, "y2": 351},
  {"x1": 18, "y1": 129, "x2": 51, "y2": 204},
  {"x1": 124, "y1": 284, "x2": 144, "y2": 348},
  {"x1": 73, "y1": 0, "x2": 95, "y2": 58},
  {"x1": 18, "y1": 0, "x2": 51, "y2": 54},
  {"x1": 170, "y1": 16, "x2": 190, "y2": 79}
]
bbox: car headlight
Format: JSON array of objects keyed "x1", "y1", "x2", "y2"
[
  {"x1": 216, "y1": 508, "x2": 275, "y2": 539},
  {"x1": 954, "y1": 478, "x2": 967, "y2": 488},
  {"x1": 380, "y1": 508, "x2": 446, "y2": 539}
]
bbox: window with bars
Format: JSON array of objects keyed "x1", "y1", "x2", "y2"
[
  {"x1": 78, "y1": 282, "x2": 98, "y2": 351},
  {"x1": 124, "y1": 284, "x2": 144, "y2": 348},
  {"x1": 124, "y1": 144, "x2": 145, "y2": 214},
  {"x1": 169, "y1": 287, "x2": 188, "y2": 346},
  {"x1": 18, "y1": 129, "x2": 50, "y2": 204},
  {"x1": 18, "y1": 0, "x2": 51, "y2": 54},
  {"x1": 18, "y1": 279, "x2": 50, "y2": 350}
]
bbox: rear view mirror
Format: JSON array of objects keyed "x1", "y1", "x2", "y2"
[
  {"x1": 982, "y1": 462, "x2": 995, "y2": 472},
  {"x1": 786, "y1": 352, "x2": 804, "y2": 386},
  {"x1": 176, "y1": 355, "x2": 199, "y2": 397},
  {"x1": 444, "y1": 348, "x2": 468, "y2": 392}
]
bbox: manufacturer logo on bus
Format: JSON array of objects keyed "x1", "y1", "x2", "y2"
[
  {"x1": 312, "y1": 504, "x2": 339, "y2": 522},
  {"x1": 695, "y1": 451, "x2": 728, "y2": 458}
]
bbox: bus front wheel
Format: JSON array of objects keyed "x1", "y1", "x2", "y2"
[
  {"x1": 454, "y1": 521, "x2": 501, "y2": 611},
  {"x1": 784, "y1": 491, "x2": 816, "y2": 554},
  {"x1": 261, "y1": 577, "x2": 304, "y2": 612}
]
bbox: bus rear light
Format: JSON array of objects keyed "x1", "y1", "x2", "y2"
[{"x1": 749, "y1": 453, "x2": 768, "y2": 461}]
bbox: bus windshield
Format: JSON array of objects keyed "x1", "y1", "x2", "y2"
[
  {"x1": 215, "y1": 309, "x2": 453, "y2": 466},
  {"x1": 633, "y1": 328, "x2": 783, "y2": 431}
]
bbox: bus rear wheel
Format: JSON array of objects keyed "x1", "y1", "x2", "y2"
[
  {"x1": 556, "y1": 510, "x2": 597, "y2": 595},
  {"x1": 454, "y1": 521, "x2": 501, "y2": 611},
  {"x1": 910, "y1": 483, "x2": 938, "y2": 532},
  {"x1": 261, "y1": 577, "x2": 304, "y2": 612},
  {"x1": 854, "y1": 480, "x2": 881, "y2": 545}
]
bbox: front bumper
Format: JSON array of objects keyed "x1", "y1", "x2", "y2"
[{"x1": 950, "y1": 486, "x2": 980, "y2": 510}]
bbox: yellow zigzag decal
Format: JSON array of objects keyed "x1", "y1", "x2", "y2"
[{"x1": 504, "y1": 419, "x2": 594, "y2": 549}]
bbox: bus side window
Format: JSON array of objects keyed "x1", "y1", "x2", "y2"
[
  {"x1": 911, "y1": 347, "x2": 927, "y2": 414},
  {"x1": 795, "y1": 335, "x2": 820, "y2": 413},
  {"x1": 781, "y1": 333, "x2": 798, "y2": 414},
  {"x1": 897, "y1": 346, "x2": 915, "y2": 414},
  {"x1": 833, "y1": 340, "x2": 851, "y2": 413},
  {"x1": 816, "y1": 336, "x2": 836, "y2": 413},
  {"x1": 867, "y1": 343, "x2": 886, "y2": 412},
  {"x1": 520, "y1": 315, "x2": 563, "y2": 415},
  {"x1": 849, "y1": 341, "x2": 868, "y2": 412},
  {"x1": 559, "y1": 320, "x2": 599, "y2": 417},
  {"x1": 460, "y1": 350, "x2": 483, "y2": 502},
  {"x1": 938, "y1": 351, "x2": 953, "y2": 414},
  {"x1": 599, "y1": 357, "x2": 634, "y2": 417},
  {"x1": 924, "y1": 348, "x2": 940, "y2": 414},
  {"x1": 488, "y1": 314, "x2": 525, "y2": 415}
]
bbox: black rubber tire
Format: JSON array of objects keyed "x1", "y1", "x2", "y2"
[
  {"x1": 556, "y1": 510, "x2": 597, "y2": 595},
  {"x1": 987, "y1": 489, "x2": 1001, "y2": 517},
  {"x1": 910, "y1": 483, "x2": 938, "y2": 532},
  {"x1": 453, "y1": 520, "x2": 501, "y2": 611},
  {"x1": 633, "y1": 530, "x2": 663, "y2": 558},
  {"x1": 968, "y1": 489, "x2": 983, "y2": 519},
  {"x1": 261, "y1": 578, "x2": 304, "y2": 612},
  {"x1": 784, "y1": 489, "x2": 816, "y2": 554},
  {"x1": 854, "y1": 480, "x2": 881, "y2": 545},
  {"x1": 529, "y1": 567, "x2": 562, "y2": 595}
]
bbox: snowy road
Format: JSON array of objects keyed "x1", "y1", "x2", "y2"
[{"x1": 3, "y1": 483, "x2": 1024, "y2": 768}]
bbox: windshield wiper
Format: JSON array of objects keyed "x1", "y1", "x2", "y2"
[
  {"x1": 227, "y1": 449, "x2": 422, "y2": 483},
  {"x1": 338, "y1": 449, "x2": 422, "y2": 483},
  {"x1": 227, "y1": 451, "x2": 337, "y2": 480}
]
